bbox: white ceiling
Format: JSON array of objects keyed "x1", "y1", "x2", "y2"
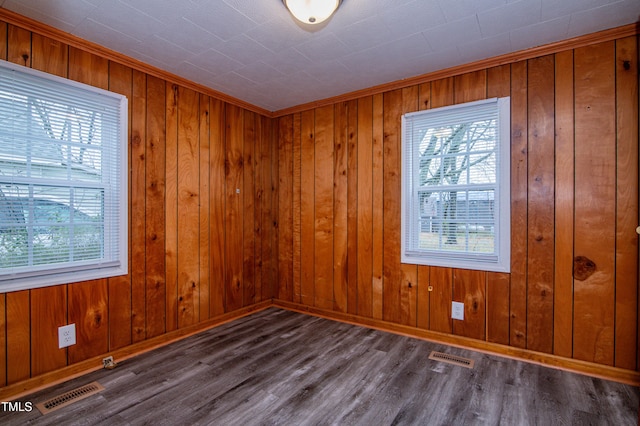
[{"x1": 1, "y1": 0, "x2": 638, "y2": 112}]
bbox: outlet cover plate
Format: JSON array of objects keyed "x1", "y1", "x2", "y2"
[
  {"x1": 452, "y1": 302, "x2": 464, "y2": 320},
  {"x1": 58, "y1": 324, "x2": 76, "y2": 348}
]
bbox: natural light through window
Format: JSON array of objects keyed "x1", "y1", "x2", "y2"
[
  {"x1": 0, "y1": 60, "x2": 128, "y2": 292},
  {"x1": 401, "y1": 97, "x2": 510, "y2": 272}
]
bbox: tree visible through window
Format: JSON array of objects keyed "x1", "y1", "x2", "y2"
[
  {"x1": 402, "y1": 97, "x2": 510, "y2": 272},
  {"x1": 0, "y1": 60, "x2": 127, "y2": 292}
]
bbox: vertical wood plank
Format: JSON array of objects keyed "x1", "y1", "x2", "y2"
[
  {"x1": 400, "y1": 86, "x2": 419, "y2": 327},
  {"x1": 199, "y1": 94, "x2": 211, "y2": 319},
  {"x1": 509, "y1": 61, "x2": 528, "y2": 349},
  {"x1": 177, "y1": 87, "x2": 200, "y2": 326},
  {"x1": 292, "y1": 113, "x2": 302, "y2": 304},
  {"x1": 243, "y1": 110, "x2": 256, "y2": 306},
  {"x1": 431, "y1": 77, "x2": 454, "y2": 108},
  {"x1": 454, "y1": 70, "x2": 487, "y2": 103},
  {"x1": 416, "y1": 83, "x2": 431, "y2": 329},
  {"x1": 382, "y1": 89, "x2": 402, "y2": 324},
  {"x1": 416, "y1": 266, "x2": 430, "y2": 330},
  {"x1": 487, "y1": 64, "x2": 511, "y2": 99},
  {"x1": 68, "y1": 47, "x2": 108, "y2": 89},
  {"x1": 553, "y1": 50, "x2": 575, "y2": 358},
  {"x1": 31, "y1": 34, "x2": 67, "y2": 76},
  {"x1": 429, "y1": 267, "x2": 453, "y2": 333},
  {"x1": 108, "y1": 62, "x2": 133, "y2": 350},
  {"x1": 453, "y1": 269, "x2": 486, "y2": 340},
  {"x1": 7, "y1": 25, "x2": 30, "y2": 67},
  {"x1": 130, "y1": 70, "x2": 147, "y2": 342},
  {"x1": 6, "y1": 291, "x2": 30, "y2": 384},
  {"x1": 486, "y1": 64, "x2": 511, "y2": 345},
  {"x1": 267, "y1": 116, "x2": 278, "y2": 301},
  {"x1": 145, "y1": 75, "x2": 167, "y2": 337},
  {"x1": 573, "y1": 41, "x2": 616, "y2": 365},
  {"x1": 333, "y1": 102, "x2": 348, "y2": 313},
  {"x1": 209, "y1": 99, "x2": 226, "y2": 315},
  {"x1": 277, "y1": 115, "x2": 293, "y2": 302},
  {"x1": 254, "y1": 115, "x2": 266, "y2": 303},
  {"x1": 300, "y1": 111, "x2": 315, "y2": 306},
  {"x1": 67, "y1": 48, "x2": 109, "y2": 362},
  {"x1": 0, "y1": 21, "x2": 7, "y2": 60},
  {"x1": 357, "y1": 96, "x2": 374, "y2": 318},
  {"x1": 68, "y1": 280, "x2": 108, "y2": 364},
  {"x1": 428, "y1": 78, "x2": 454, "y2": 333},
  {"x1": 486, "y1": 273, "x2": 510, "y2": 344},
  {"x1": 165, "y1": 83, "x2": 179, "y2": 332},
  {"x1": 614, "y1": 36, "x2": 638, "y2": 370},
  {"x1": 526, "y1": 55, "x2": 555, "y2": 354},
  {"x1": 28, "y1": 33, "x2": 70, "y2": 374},
  {"x1": 30, "y1": 286, "x2": 66, "y2": 376},
  {"x1": 346, "y1": 100, "x2": 359, "y2": 315},
  {"x1": 371, "y1": 94, "x2": 384, "y2": 320},
  {"x1": 0, "y1": 294, "x2": 5, "y2": 386},
  {"x1": 314, "y1": 105, "x2": 335, "y2": 309},
  {"x1": 226, "y1": 105, "x2": 244, "y2": 311}
]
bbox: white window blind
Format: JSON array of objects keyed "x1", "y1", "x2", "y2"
[
  {"x1": 401, "y1": 97, "x2": 510, "y2": 272},
  {"x1": 0, "y1": 59, "x2": 128, "y2": 291}
]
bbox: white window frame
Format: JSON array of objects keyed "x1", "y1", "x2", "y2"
[
  {"x1": 401, "y1": 97, "x2": 510, "y2": 272},
  {"x1": 0, "y1": 59, "x2": 128, "y2": 292}
]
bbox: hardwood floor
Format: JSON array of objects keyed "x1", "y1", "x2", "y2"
[{"x1": 1, "y1": 308, "x2": 638, "y2": 425}]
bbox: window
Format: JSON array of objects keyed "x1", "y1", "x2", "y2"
[
  {"x1": 0, "y1": 60, "x2": 128, "y2": 292},
  {"x1": 401, "y1": 97, "x2": 510, "y2": 272}
]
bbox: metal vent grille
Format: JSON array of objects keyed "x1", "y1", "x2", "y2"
[
  {"x1": 428, "y1": 351, "x2": 475, "y2": 369},
  {"x1": 35, "y1": 381, "x2": 104, "y2": 415}
]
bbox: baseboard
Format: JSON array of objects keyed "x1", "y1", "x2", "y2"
[
  {"x1": 272, "y1": 299, "x2": 640, "y2": 386},
  {"x1": 3, "y1": 297, "x2": 637, "y2": 401},
  {"x1": 0, "y1": 300, "x2": 272, "y2": 401}
]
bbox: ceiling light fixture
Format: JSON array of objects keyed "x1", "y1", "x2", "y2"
[{"x1": 283, "y1": 0, "x2": 342, "y2": 25}]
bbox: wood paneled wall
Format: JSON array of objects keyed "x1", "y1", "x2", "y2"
[
  {"x1": 0, "y1": 21, "x2": 277, "y2": 388},
  {"x1": 276, "y1": 36, "x2": 639, "y2": 371}
]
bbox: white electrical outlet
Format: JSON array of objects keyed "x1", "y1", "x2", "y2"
[
  {"x1": 452, "y1": 302, "x2": 464, "y2": 320},
  {"x1": 58, "y1": 324, "x2": 76, "y2": 348}
]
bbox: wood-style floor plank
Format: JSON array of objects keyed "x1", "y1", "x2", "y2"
[{"x1": 1, "y1": 308, "x2": 637, "y2": 425}]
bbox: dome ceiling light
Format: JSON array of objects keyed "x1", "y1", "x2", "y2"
[{"x1": 283, "y1": 0, "x2": 342, "y2": 25}]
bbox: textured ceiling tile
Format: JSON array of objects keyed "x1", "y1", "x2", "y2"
[
  {"x1": 436, "y1": 0, "x2": 507, "y2": 21},
  {"x1": 156, "y1": 19, "x2": 224, "y2": 55},
  {"x1": 456, "y1": 32, "x2": 512, "y2": 63},
  {"x1": 118, "y1": 0, "x2": 197, "y2": 25},
  {"x1": 223, "y1": 0, "x2": 284, "y2": 24},
  {"x1": 74, "y1": 17, "x2": 142, "y2": 52},
  {"x1": 88, "y1": 1, "x2": 164, "y2": 42},
  {"x1": 260, "y1": 48, "x2": 314, "y2": 75},
  {"x1": 234, "y1": 61, "x2": 285, "y2": 83},
  {"x1": 478, "y1": 0, "x2": 543, "y2": 37},
  {"x1": 509, "y1": 16, "x2": 570, "y2": 51},
  {"x1": 3, "y1": 0, "x2": 639, "y2": 111},
  {"x1": 332, "y1": 16, "x2": 393, "y2": 53},
  {"x1": 540, "y1": 0, "x2": 618, "y2": 21},
  {"x1": 422, "y1": 15, "x2": 481, "y2": 52},
  {"x1": 567, "y1": 0, "x2": 640, "y2": 37},
  {"x1": 183, "y1": 1, "x2": 259, "y2": 41},
  {"x1": 218, "y1": 34, "x2": 275, "y2": 66},
  {"x1": 131, "y1": 36, "x2": 197, "y2": 67},
  {"x1": 3, "y1": 0, "x2": 96, "y2": 30},
  {"x1": 186, "y1": 48, "x2": 244, "y2": 75},
  {"x1": 245, "y1": 17, "x2": 313, "y2": 53},
  {"x1": 294, "y1": 33, "x2": 352, "y2": 62},
  {"x1": 380, "y1": 0, "x2": 447, "y2": 37}
]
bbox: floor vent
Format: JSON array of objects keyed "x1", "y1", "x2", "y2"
[
  {"x1": 36, "y1": 381, "x2": 105, "y2": 415},
  {"x1": 428, "y1": 351, "x2": 475, "y2": 369}
]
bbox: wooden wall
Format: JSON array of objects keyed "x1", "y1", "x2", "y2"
[
  {"x1": 0, "y1": 20, "x2": 277, "y2": 388},
  {"x1": 276, "y1": 35, "x2": 639, "y2": 371}
]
